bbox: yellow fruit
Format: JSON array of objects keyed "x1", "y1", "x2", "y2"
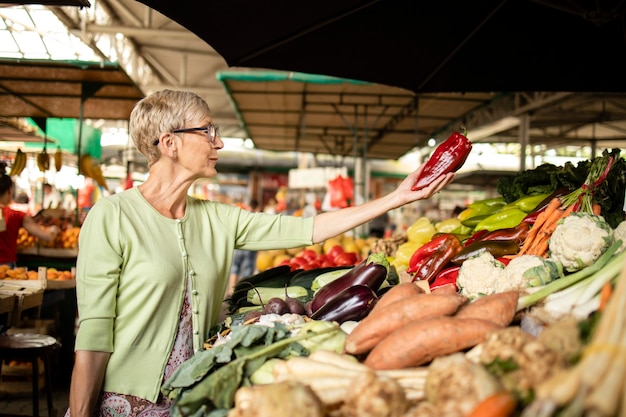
[
  {"x1": 255, "y1": 252, "x2": 275, "y2": 272},
  {"x1": 266, "y1": 249, "x2": 287, "y2": 257},
  {"x1": 354, "y1": 238, "x2": 367, "y2": 250},
  {"x1": 54, "y1": 147, "x2": 63, "y2": 171},
  {"x1": 305, "y1": 243, "x2": 323, "y2": 254},
  {"x1": 342, "y1": 241, "x2": 359, "y2": 254},
  {"x1": 10, "y1": 149, "x2": 26, "y2": 176},
  {"x1": 286, "y1": 247, "x2": 303, "y2": 256},
  {"x1": 323, "y1": 238, "x2": 342, "y2": 254},
  {"x1": 272, "y1": 254, "x2": 291, "y2": 267},
  {"x1": 37, "y1": 149, "x2": 50, "y2": 172}
]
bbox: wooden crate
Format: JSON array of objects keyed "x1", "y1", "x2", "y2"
[
  {"x1": 0, "y1": 287, "x2": 44, "y2": 327},
  {"x1": 0, "y1": 359, "x2": 45, "y2": 394}
]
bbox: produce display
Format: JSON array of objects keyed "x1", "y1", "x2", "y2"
[
  {"x1": 17, "y1": 209, "x2": 80, "y2": 251},
  {"x1": 153, "y1": 150, "x2": 626, "y2": 416},
  {"x1": 0, "y1": 265, "x2": 72, "y2": 281}
]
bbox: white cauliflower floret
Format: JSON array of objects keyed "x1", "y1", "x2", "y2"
[
  {"x1": 614, "y1": 220, "x2": 626, "y2": 254},
  {"x1": 548, "y1": 212, "x2": 613, "y2": 272},
  {"x1": 496, "y1": 255, "x2": 562, "y2": 293},
  {"x1": 457, "y1": 252, "x2": 506, "y2": 298}
]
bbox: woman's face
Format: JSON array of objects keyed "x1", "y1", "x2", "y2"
[{"x1": 176, "y1": 116, "x2": 224, "y2": 178}]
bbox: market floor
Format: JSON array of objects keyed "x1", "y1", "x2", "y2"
[{"x1": 0, "y1": 378, "x2": 70, "y2": 417}]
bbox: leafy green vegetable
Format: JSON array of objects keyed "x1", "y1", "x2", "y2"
[
  {"x1": 162, "y1": 321, "x2": 342, "y2": 416},
  {"x1": 496, "y1": 163, "x2": 563, "y2": 203},
  {"x1": 496, "y1": 149, "x2": 625, "y2": 227}
]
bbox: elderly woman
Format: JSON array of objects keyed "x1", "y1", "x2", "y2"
[{"x1": 68, "y1": 89, "x2": 455, "y2": 417}]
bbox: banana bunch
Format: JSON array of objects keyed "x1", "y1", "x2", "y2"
[
  {"x1": 36, "y1": 149, "x2": 50, "y2": 172},
  {"x1": 54, "y1": 147, "x2": 63, "y2": 171},
  {"x1": 80, "y1": 154, "x2": 109, "y2": 191},
  {"x1": 9, "y1": 149, "x2": 27, "y2": 176}
]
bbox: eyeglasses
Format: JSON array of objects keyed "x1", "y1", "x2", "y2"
[{"x1": 152, "y1": 124, "x2": 220, "y2": 146}]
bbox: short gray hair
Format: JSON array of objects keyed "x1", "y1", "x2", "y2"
[{"x1": 129, "y1": 90, "x2": 211, "y2": 166}]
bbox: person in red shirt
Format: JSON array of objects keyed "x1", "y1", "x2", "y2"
[{"x1": 0, "y1": 163, "x2": 58, "y2": 267}]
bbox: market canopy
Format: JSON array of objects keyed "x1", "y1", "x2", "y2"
[
  {"x1": 0, "y1": 59, "x2": 144, "y2": 120},
  {"x1": 139, "y1": 0, "x2": 626, "y2": 94},
  {"x1": 0, "y1": 118, "x2": 57, "y2": 144},
  {"x1": 217, "y1": 70, "x2": 496, "y2": 160}
]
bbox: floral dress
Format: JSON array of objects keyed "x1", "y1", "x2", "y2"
[{"x1": 66, "y1": 287, "x2": 194, "y2": 417}]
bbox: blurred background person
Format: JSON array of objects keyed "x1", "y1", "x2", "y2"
[
  {"x1": 0, "y1": 163, "x2": 58, "y2": 267},
  {"x1": 42, "y1": 182, "x2": 62, "y2": 209}
]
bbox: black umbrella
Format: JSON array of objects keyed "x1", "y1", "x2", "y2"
[{"x1": 137, "y1": 0, "x2": 626, "y2": 93}]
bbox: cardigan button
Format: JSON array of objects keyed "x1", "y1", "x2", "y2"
[{"x1": 192, "y1": 290, "x2": 198, "y2": 295}]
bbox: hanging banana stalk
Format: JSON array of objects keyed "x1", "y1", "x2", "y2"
[
  {"x1": 9, "y1": 149, "x2": 26, "y2": 176},
  {"x1": 54, "y1": 147, "x2": 63, "y2": 171}
]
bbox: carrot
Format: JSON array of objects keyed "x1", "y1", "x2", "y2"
[
  {"x1": 592, "y1": 203, "x2": 602, "y2": 215},
  {"x1": 467, "y1": 391, "x2": 517, "y2": 417},
  {"x1": 363, "y1": 317, "x2": 501, "y2": 370},
  {"x1": 343, "y1": 293, "x2": 468, "y2": 355},
  {"x1": 598, "y1": 281, "x2": 613, "y2": 311},
  {"x1": 371, "y1": 281, "x2": 424, "y2": 313},
  {"x1": 516, "y1": 197, "x2": 562, "y2": 257},
  {"x1": 454, "y1": 291, "x2": 519, "y2": 326},
  {"x1": 526, "y1": 203, "x2": 575, "y2": 256}
]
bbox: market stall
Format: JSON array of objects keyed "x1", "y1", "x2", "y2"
[{"x1": 157, "y1": 141, "x2": 626, "y2": 417}]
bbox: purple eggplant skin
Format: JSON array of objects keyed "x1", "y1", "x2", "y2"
[
  {"x1": 310, "y1": 285, "x2": 378, "y2": 323},
  {"x1": 310, "y1": 252, "x2": 389, "y2": 313}
]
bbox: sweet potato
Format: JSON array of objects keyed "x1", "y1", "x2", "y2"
[
  {"x1": 344, "y1": 293, "x2": 468, "y2": 355},
  {"x1": 363, "y1": 317, "x2": 501, "y2": 370},
  {"x1": 371, "y1": 282, "x2": 425, "y2": 313},
  {"x1": 454, "y1": 291, "x2": 519, "y2": 326}
]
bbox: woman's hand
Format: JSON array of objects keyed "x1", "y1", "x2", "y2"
[{"x1": 392, "y1": 164, "x2": 456, "y2": 207}]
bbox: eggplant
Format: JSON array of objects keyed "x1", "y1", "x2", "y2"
[
  {"x1": 310, "y1": 252, "x2": 389, "y2": 313},
  {"x1": 310, "y1": 285, "x2": 378, "y2": 323}
]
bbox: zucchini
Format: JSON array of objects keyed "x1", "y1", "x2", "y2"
[
  {"x1": 310, "y1": 268, "x2": 353, "y2": 293},
  {"x1": 246, "y1": 285, "x2": 310, "y2": 305},
  {"x1": 228, "y1": 265, "x2": 300, "y2": 312},
  {"x1": 289, "y1": 266, "x2": 352, "y2": 294}
]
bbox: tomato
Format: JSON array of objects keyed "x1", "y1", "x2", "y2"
[
  {"x1": 300, "y1": 249, "x2": 317, "y2": 262},
  {"x1": 333, "y1": 252, "x2": 357, "y2": 266},
  {"x1": 327, "y1": 245, "x2": 345, "y2": 261}
]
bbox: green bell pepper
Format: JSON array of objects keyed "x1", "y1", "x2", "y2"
[{"x1": 473, "y1": 207, "x2": 527, "y2": 232}]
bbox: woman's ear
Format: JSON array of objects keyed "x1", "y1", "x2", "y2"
[{"x1": 160, "y1": 133, "x2": 178, "y2": 158}]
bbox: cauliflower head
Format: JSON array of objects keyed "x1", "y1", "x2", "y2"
[
  {"x1": 457, "y1": 251, "x2": 506, "y2": 298},
  {"x1": 496, "y1": 255, "x2": 562, "y2": 293},
  {"x1": 548, "y1": 212, "x2": 613, "y2": 272}
]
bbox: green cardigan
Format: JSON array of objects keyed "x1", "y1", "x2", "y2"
[{"x1": 74, "y1": 187, "x2": 314, "y2": 401}]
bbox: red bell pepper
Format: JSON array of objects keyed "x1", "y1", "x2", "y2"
[
  {"x1": 412, "y1": 131, "x2": 472, "y2": 191},
  {"x1": 407, "y1": 234, "x2": 458, "y2": 273},
  {"x1": 463, "y1": 229, "x2": 489, "y2": 247},
  {"x1": 410, "y1": 234, "x2": 462, "y2": 283},
  {"x1": 429, "y1": 265, "x2": 460, "y2": 291},
  {"x1": 496, "y1": 257, "x2": 512, "y2": 266}
]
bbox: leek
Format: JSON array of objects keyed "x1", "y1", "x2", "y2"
[{"x1": 516, "y1": 240, "x2": 623, "y2": 312}]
